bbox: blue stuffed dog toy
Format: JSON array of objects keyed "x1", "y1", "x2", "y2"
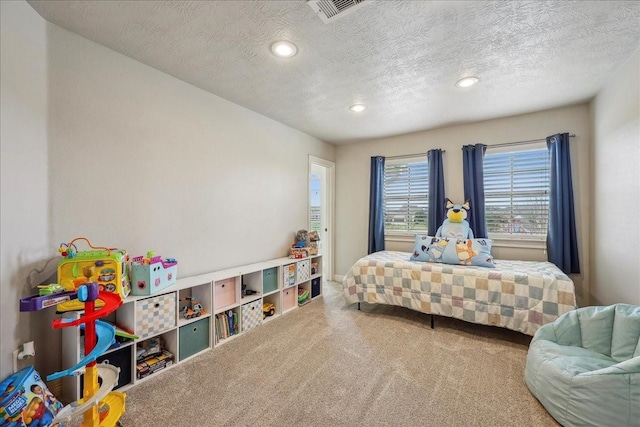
[{"x1": 435, "y1": 199, "x2": 474, "y2": 239}]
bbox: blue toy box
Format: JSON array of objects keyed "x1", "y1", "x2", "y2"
[
  {"x1": 0, "y1": 366, "x2": 64, "y2": 426},
  {"x1": 130, "y1": 254, "x2": 178, "y2": 296}
]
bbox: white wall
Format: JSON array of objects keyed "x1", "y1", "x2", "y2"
[
  {"x1": 1, "y1": 4, "x2": 335, "y2": 378},
  {"x1": 590, "y1": 48, "x2": 640, "y2": 306},
  {"x1": 47, "y1": 24, "x2": 334, "y2": 276},
  {"x1": 0, "y1": 1, "x2": 49, "y2": 380},
  {"x1": 335, "y1": 105, "x2": 591, "y2": 306}
]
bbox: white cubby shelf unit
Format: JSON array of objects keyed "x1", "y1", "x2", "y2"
[{"x1": 60, "y1": 254, "x2": 323, "y2": 402}]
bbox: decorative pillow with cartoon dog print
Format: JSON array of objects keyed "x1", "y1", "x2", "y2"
[{"x1": 409, "y1": 235, "x2": 495, "y2": 268}]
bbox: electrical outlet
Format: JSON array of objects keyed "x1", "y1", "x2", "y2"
[{"x1": 12, "y1": 342, "x2": 36, "y2": 373}]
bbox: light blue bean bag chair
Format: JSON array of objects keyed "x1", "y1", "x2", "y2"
[{"x1": 525, "y1": 304, "x2": 640, "y2": 427}]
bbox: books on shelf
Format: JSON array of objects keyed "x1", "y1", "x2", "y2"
[{"x1": 214, "y1": 310, "x2": 239, "y2": 341}]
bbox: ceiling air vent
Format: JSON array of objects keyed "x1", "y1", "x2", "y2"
[{"x1": 307, "y1": 0, "x2": 371, "y2": 24}]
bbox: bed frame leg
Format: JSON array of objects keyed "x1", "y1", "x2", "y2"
[
  {"x1": 431, "y1": 314, "x2": 435, "y2": 329},
  {"x1": 357, "y1": 302, "x2": 361, "y2": 310}
]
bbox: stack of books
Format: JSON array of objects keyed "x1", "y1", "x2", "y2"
[{"x1": 214, "y1": 310, "x2": 238, "y2": 342}]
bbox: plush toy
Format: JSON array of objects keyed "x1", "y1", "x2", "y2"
[
  {"x1": 455, "y1": 239, "x2": 477, "y2": 265},
  {"x1": 435, "y1": 199, "x2": 474, "y2": 239},
  {"x1": 294, "y1": 229, "x2": 309, "y2": 248},
  {"x1": 426, "y1": 237, "x2": 449, "y2": 262}
]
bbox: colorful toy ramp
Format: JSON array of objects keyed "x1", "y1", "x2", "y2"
[
  {"x1": 47, "y1": 320, "x2": 116, "y2": 381},
  {"x1": 51, "y1": 365, "x2": 125, "y2": 425},
  {"x1": 52, "y1": 291, "x2": 122, "y2": 329},
  {"x1": 96, "y1": 391, "x2": 126, "y2": 427},
  {"x1": 19, "y1": 290, "x2": 77, "y2": 311},
  {"x1": 48, "y1": 286, "x2": 126, "y2": 426},
  {"x1": 57, "y1": 298, "x2": 105, "y2": 313}
]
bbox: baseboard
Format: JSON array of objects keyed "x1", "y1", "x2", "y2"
[{"x1": 333, "y1": 274, "x2": 344, "y2": 282}]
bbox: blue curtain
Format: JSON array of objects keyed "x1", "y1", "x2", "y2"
[
  {"x1": 368, "y1": 156, "x2": 385, "y2": 254},
  {"x1": 547, "y1": 133, "x2": 580, "y2": 274},
  {"x1": 428, "y1": 149, "x2": 445, "y2": 236},
  {"x1": 462, "y1": 144, "x2": 488, "y2": 238}
]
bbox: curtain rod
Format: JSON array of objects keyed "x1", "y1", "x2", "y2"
[
  {"x1": 387, "y1": 133, "x2": 576, "y2": 158},
  {"x1": 386, "y1": 150, "x2": 446, "y2": 160},
  {"x1": 485, "y1": 134, "x2": 576, "y2": 149}
]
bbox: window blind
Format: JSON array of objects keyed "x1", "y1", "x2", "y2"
[
  {"x1": 383, "y1": 158, "x2": 429, "y2": 234},
  {"x1": 484, "y1": 148, "x2": 550, "y2": 237}
]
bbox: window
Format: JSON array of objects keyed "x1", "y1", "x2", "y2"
[
  {"x1": 309, "y1": 172, "x2": 321, "y2": 233},
  {"x1": 483, "y1": 145, "x2": 550, "y2": 239},
  {"x1": 383, "y1": 156, "x2": 428, "y2": 235}
]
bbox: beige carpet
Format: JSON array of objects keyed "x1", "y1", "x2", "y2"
[{"x1": 116, "y1": 281, "x2": 557, "y2": 427}]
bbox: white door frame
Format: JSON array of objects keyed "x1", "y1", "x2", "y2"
[{"x1": 308, "y1": 156, "x2": 335, "y2": 282}]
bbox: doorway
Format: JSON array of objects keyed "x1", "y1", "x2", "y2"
[{"x1": 309, "y1": 156, "x2": 334, "y2": 281}]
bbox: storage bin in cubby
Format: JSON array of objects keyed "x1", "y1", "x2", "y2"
[
  {"x1": 135, "y1": 293, "x2": 176, "y2": 339},
  {"x1": 241, "y1": 300, "x2": 262, "y2": 332},
  {"x1": 297, "y1": 259, "x2": 310, "y2": 282},
  {"x1": 282, "y1": 263, "x2": 296, "y2": 287},
  {"x1": 179, "y1": 317, "x2": 210, "y2": 360},
  {"x1": 312, "y1": 277, "x2": 321, "y2": 298},
  {"x1": 214, "y1": 277, "x2": 237, "y2": 310},
  {"x1": 262, "y1": 267, "x2": 278, "y2": 294},
  {"x1": 282, "y1": 287, "x2": 297, "y2": 312}
]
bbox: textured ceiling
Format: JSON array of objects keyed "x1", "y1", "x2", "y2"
[{"x1": 28, "y1": 0, "x2": 640, "y2": 144}]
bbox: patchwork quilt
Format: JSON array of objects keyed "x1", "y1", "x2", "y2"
[{"x1": 343, "y1": 251, "x2": 577, "y2": 336}]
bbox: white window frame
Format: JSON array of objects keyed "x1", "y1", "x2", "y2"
[
  {"x1": 483, "y1": 143, "x2": 550, "y2": 243},
  {"x1": 383, "y1": 155, "x2": 429, "y2": 237}
]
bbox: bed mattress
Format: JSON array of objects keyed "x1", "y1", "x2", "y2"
[{"x1": 343, "y1": 251, "x2": 577, "y2": 335}]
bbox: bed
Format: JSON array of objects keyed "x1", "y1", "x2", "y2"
[{"x1": 343, "y1": 251, "x2": 577, "y2": 336}]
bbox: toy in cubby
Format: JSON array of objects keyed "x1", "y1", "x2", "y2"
[
  {"x1": 130, "y1": 251, "x2": 178, "y2": 296},
  {"x1": 298, "y1": 287, "x2": 310, "y2": 305},
  {"x1": 135, "y1": 337, "x2": 174, "y2": 380},
  {"x1": 136, "y1": 337, "x2": 162, "y2": 361},
  {"x1": 263, "y1": 302, "x2": 276, "y2": 319},
  {"x1": 179, "y1": 296, "x2": 206, "y2": 319},
  {"x1": 56, "y1": 237, "x2": 131, "y2": 312},
  {"x1": 136, "y1": 350, "x2": 174, "y2": 380}
]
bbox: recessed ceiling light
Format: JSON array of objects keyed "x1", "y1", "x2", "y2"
[
  {"x1": 349, "y1": 104, "x2": 367, "y2": 112},
  {"x1": 270, "y1": 41, "x2": 297, "y2": 58},
  {"x1": 455, "y1": 77, "x2": 479, "y2": 88}
]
